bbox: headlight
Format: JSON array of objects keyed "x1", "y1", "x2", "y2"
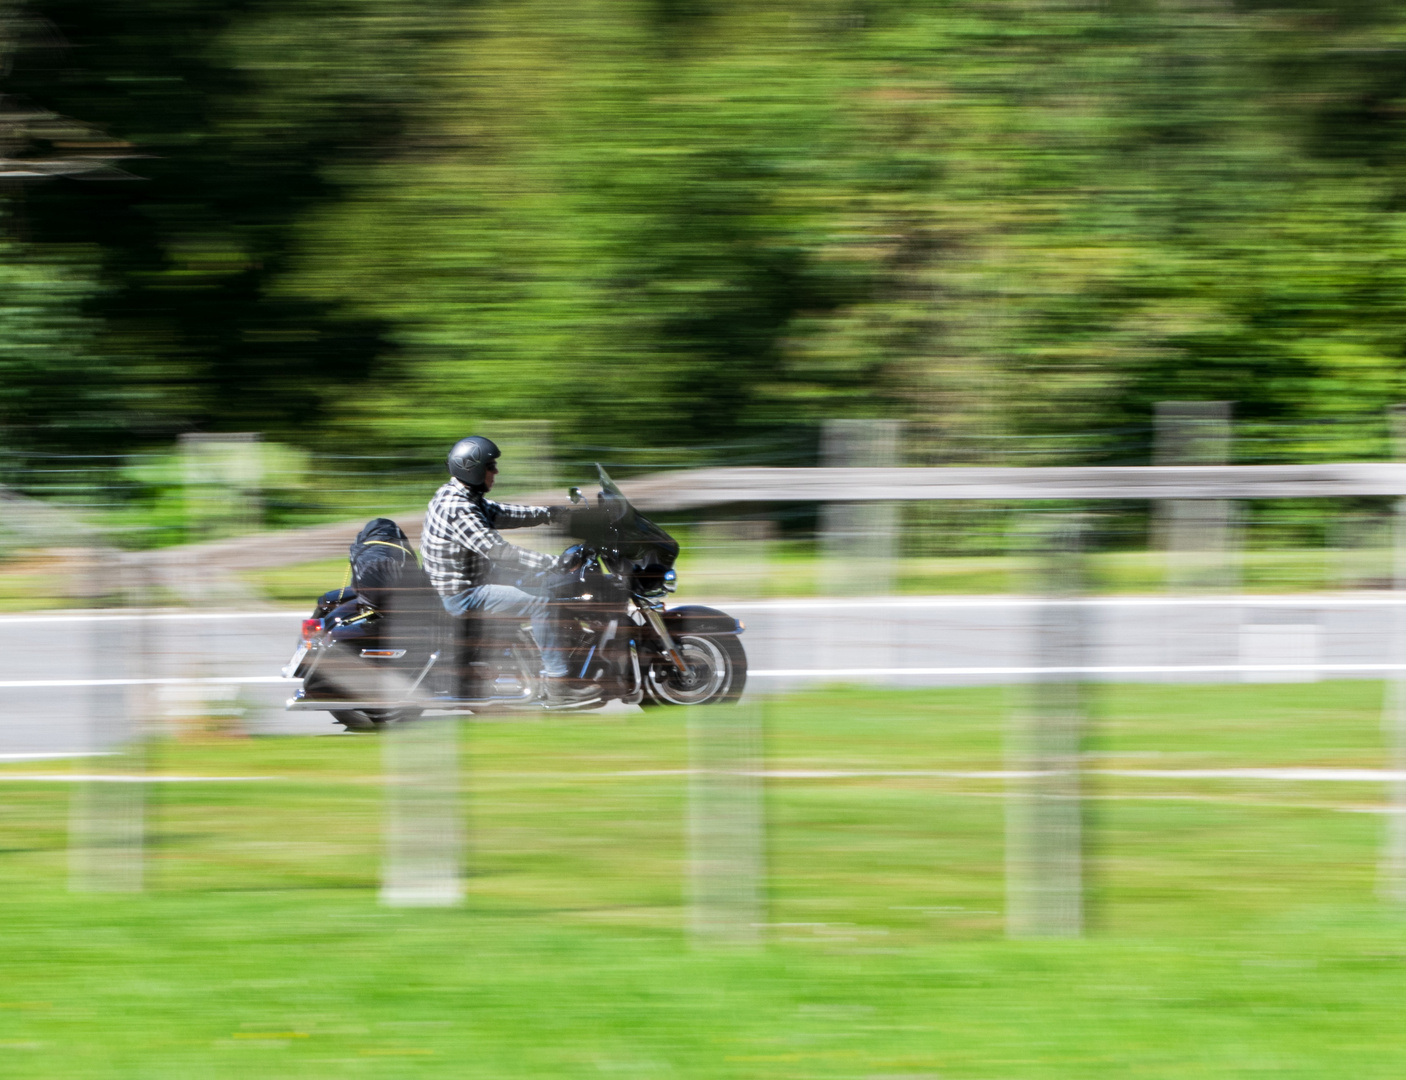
[{"x1": 635, "y1": 564, "x2": 677, "y2": 597}]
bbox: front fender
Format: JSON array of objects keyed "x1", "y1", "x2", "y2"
[{"x1": 661, "y1": 604, "x2": 744, "y2": 636}]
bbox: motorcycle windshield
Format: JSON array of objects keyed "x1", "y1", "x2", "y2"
[
  {"x1": 596, "y1": 463, "x2": 627, "y2": 504},
  {"x1": 568, "y1": 465, "x2": 679, "y2": 571}
]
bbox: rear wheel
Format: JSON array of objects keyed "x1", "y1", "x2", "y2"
[
  {"x1": 330, "y1": 708, "x2": 422, "y2": 732},
  {"x1": 304, "y1": 668, "x2": 424, "y2": 732},
  {"x1": 643, "y1": 634, "x2": 747, "y2": 707}
]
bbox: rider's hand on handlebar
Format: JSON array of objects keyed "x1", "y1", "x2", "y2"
[{"x1": 548, "y1": 504, "x2": 583, "y2": 524}]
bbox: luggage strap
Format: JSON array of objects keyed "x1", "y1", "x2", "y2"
[{"x1": 361, "y1": 540, "x2": 419, "y2": 565}]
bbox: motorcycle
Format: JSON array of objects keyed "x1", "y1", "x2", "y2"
[{"x1": 283, "y1": 464, "x2": 747, "y2": 730}]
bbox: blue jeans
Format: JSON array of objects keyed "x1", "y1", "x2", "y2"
[{"x1": 441, "y1": 584, "x2": 569, "y2": 679}]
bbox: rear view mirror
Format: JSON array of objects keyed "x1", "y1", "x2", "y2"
[{"x1": 569, "y1": 487, "x2": 586, "y2": 505}]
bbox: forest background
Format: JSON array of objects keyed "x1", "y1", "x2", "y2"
[{"x1": 4, "y1": 0, "x2": 1406, "y2": 540}]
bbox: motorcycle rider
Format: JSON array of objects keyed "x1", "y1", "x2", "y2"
[{"x1": 421, "y1": 435, "x2": 598, "y2": 706}]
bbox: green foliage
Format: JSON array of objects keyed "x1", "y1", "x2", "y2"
[
  {"x1": 0, "y1": 226, "x2": 106, "y2": 461},
  {"x1": 9, "y1": 0, "x2": 1406, "y2": 467},
  {"x1": 2, "y1": 0, "x2": 399, "y2": 453}
]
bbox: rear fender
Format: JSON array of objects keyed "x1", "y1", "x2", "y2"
[{"x1": 660, "y1": 605, "x2": 743, "y2": 637}]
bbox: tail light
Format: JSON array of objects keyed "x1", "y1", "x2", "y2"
[{"x1": 301, "y1": 618, "x2": 324, "y2": 642}]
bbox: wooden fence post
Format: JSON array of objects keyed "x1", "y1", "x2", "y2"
[
  {"x1": 819, "y1": 419, "x2": 902, "y2": 597},
  {"x1": 1382, "y1": 405, "x2": 1406, "y2": 902},
  {"x1": 1007, "y1": 516, "x2": 1089, "y2": 938},
  {"x1": 69, "y1": 548, "x2": 145, "y2": 893},
  {"x1": 1156, "y1": 401, "x2": 1236, "y2": 592},
  {"x1": 688, "y1": 519, "x2": 768, "y2": 947},
  {"x1": 380, "y1": 592, "x2": 463, "y2": 907}
]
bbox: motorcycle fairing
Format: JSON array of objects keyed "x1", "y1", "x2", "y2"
[
  {"x1": 660, "y1": 605, "x2": 744, "y2": 636},
  {"x1": 564, "y1": 466, "x2": 679, "y2": 589}
]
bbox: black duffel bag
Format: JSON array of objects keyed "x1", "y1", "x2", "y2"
[{"x1": 348, "y1": 517, "x2": 436, "y2": 616}]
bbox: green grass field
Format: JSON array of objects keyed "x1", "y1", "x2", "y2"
[{"x1": 1, "y1": 682, "x2": 1404, "y2": 1077}]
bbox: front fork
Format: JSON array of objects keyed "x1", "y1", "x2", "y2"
[{"x1": 638, "y1": 602, "x2": 689, "y2": 675}]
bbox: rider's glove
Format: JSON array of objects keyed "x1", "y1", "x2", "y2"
[{"x1": 548, "y1": 504, "x2": 579, "y2": 524}]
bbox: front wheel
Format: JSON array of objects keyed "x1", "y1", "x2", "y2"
[{"x1": 643, "y1": 635, "x2": 747, "y2": 707}]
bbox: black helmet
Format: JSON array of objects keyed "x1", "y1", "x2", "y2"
[{"x1": 447, "y1": 435, "x2": 501, "y2": 490}]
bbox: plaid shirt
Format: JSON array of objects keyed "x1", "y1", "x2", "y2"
[{"x1": 421, "y1": 478, "x2": 556, "y2": 597}]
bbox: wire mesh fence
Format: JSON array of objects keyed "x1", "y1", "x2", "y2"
[{"x1": 6, "y1": 413, "x2": 1406, "y2": 941}]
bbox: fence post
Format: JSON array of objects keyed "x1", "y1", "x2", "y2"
[
  {"x1": 178, "y1": 432, "x2": 263, "y2": 542},
  {"x1": 69, "y1": 548, "x2": 145, "y2": 893},
  {"x1": 380, "y1": 717, "x2": 464, "y2": 906},
  {"x1": 688, "y1": 701, "x2": 765, "y2": 946},
  {"x1": 1007, "y1": 516, "x2": 1088, "y2": 938},
  {"x1": 491, "y1": 420, "x2": 557, "y2": 500},
  {"x1": 819, "y1": 419, "x2": 902, "y2": 597},
  {"x1": 688, "y1": 519, "x2": 768, "y2": 947},
  {"x1": 1382, "y1": 406, "x2": 1406, "y2": 901},
  {"x1": 819, "y1": 419, "x2": 902, "y2": 683},
  {"x1": 1155, "y1": 402, "x2": 1236, "y2": 592},
  {"x1": 380, "y1": 592, "x2": 463, "y2": 907}
]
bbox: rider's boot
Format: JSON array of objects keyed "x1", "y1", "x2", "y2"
[{"x1": 545, "y1": 677, "x2": 602, "y2": 707}]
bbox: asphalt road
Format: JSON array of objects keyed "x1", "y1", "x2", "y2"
[{"x1": 0, "y1": 594, "x2": 1401, "y2": 753}]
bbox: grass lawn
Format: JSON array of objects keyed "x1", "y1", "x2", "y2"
[{"x1": 0, "y1": 682, "x2": 1404, "y2": 1077}]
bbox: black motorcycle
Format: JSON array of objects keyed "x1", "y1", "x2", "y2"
[{"x1": 284, "y1": 465, "x2": 747, "y2": 730}]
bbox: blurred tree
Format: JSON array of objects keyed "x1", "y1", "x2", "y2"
[
  {"x1": 8, "y1": 0, "x2": 1406, "y2": 483},
  {"x1": 797, "y1": 0, "x2": 1406, "y2": 465},
  {"x1": 277, "y1": 0, "x2": 868, "y2": 453},
  {"x1": 0, "y1": 2, "x2": 117, "y2": 465},
  {"x1": 0, "y1": 218, "x2": 105, "y2": 470},
  {"x1": 2, "y1": 0, "x2": 403, "y2": 454}
]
